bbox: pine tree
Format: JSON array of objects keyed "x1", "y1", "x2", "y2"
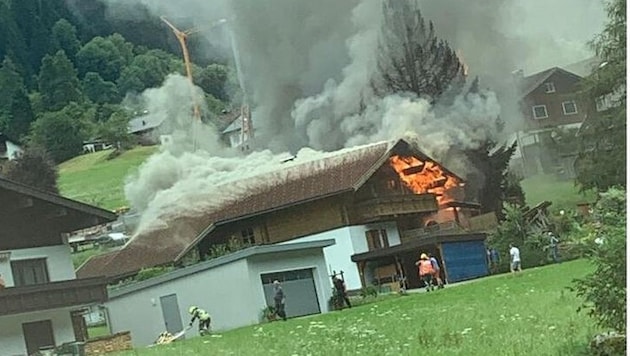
[
  {"x1": 372, "y1": 0, "x2": 465, "y2": 101},
  {"x1": 0, "y1": 57, "x2": 34, "y2": 140},
  {"x1": 38, "y1": 50, "x2": 82, "y2": 111},
  {"x1": 50, "y1": 19, "x2": 81, "y2": 64}
]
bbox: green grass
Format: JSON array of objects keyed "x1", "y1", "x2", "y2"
[
  {"x1": 114, "y1": 260, "x2": 596, "y2": 356},
  {"x1": 88, "y1": 325, "x2": 111, "y2": 339},
  {"x1": 521, "y1": 174, "x2": 597, "y2": 210},
  {"x1": 58, "y1": 146, "x2": 157, "y2": 211}
]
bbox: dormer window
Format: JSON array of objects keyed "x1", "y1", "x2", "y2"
[{"x1": 544, "y1": 82, "x2": 556, "y2": 93}]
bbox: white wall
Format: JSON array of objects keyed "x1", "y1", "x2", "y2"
[
  {"x1": 105, "y1": 259, "x2": 253, "y2": 348},
  {"x1": 2, "y1": 140, "x2": 22, "y2": 160},
  {"x1": 278, "y1": 222, "x2": 401, "y2": 290},
  {"x1": 247, "y1": 248, "x2": 333, "y2": 315},
  {"x1": 0, "y1": 308, "x2": 75, "y2": 356},
  {"x1": 0, "y1": 245, "x2": 75, "y2": 287}
]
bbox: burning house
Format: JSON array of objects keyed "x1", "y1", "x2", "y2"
[{"x1": 77, "y1": 138, "x2": 496, "y2": 337}]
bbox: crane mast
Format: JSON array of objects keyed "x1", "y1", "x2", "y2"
[{"x1": 161, "y1": 17, "x2": 202, "y2": 150}]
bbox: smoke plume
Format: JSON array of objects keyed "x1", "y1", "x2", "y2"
[{"x1": 97, "y1": 0, "x2": 604, "y2": 234}]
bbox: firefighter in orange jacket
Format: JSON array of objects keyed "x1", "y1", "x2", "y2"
[{"x1": 415, "y1": 253, "x2": 435, "y2": 292}]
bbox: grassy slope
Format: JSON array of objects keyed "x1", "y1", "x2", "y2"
[
  {"x1": 521, "y1": 174, "x2": 597, "y2": 210},
  {"x1": 115, "y1": 260, "x2": 596, "y2": 356},
  {"x1": 58, "y1": 146, "x2": 157, "y2": 211}
]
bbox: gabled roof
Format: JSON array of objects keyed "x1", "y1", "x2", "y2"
[
  {"x1": 77, "y1": 139, "x2": 463, "y2": 279},
  {"x1": 519, "y1": 67, "x2": 583, "y2": 98},
  {"x1": 0, "y1": 177, "x2": 117, "y2": 221},
  {"x1": 128, "y1": 114, "x2": 165, "y2": 134}
]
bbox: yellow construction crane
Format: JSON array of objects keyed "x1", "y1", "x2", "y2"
[{"x1": 161, "y1": 16, "x2": 203, "y2": 150}]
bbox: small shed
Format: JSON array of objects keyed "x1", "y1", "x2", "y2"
[
  {"x1": 104, "y1": 240, "x2": 335, "y2": 347},
  {"x1": 351, "y1": 233, "x2": 488, "y2": 290}
]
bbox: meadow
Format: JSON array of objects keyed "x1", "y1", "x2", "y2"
[
  {"x1": 113, "y1": 260, "x2": 596, "y2": 356},
  {"x1": 57, "y1": 146, "x2": 157, "y2": 211}
]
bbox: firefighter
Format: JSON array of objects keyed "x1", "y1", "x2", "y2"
[
  {"x1": 188, "y1": 306, "x2": 211, "y2": 336},
  {"x1": 415, "y1": 253, "x2": 435, "y2": 292}
]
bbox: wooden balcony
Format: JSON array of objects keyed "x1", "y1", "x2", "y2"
[
  {"x1": 352, "y1": 194, "x2": 437, "y2": 222},
  {"x1": 0, "y1": 277, "x2": 107, "y2": 316},
  {"x1": 401, "y1": 221, "x2": 466, "y2": 241}
]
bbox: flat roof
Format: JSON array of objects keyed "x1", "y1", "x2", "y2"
[
  {"x1": 351, "y1": 233, "x2": 487, "y2": 262},
  {"x1": 108, "y1": 239, "x2": 335, "y2": 298}
]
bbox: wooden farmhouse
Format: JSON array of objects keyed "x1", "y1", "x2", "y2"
[{"x1": 79, "y1": 139, "x2": 496, "y2": 293}]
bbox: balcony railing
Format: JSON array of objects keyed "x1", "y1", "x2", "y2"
[
  {"x1": 352, "y1": 194, "x2": 438, "y2": 222},
  {"x1": 0, "y1": 277, "x2": 107, "y2": 316},
  {"x1": 402, "y1": 221, "x2": 465, "y2": 240}
]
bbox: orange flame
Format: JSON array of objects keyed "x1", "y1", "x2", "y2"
[{"x1": 389, "y1": 155, "x2": 462, "y2": 205}]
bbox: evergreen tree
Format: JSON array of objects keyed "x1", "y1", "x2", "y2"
[
  {"x1": 0, "y1": 57, "x2": 34, "y2": 140},
  {"x1": 50, "y1": 19, "x2": 81, "y2": 64},
  {"x1": 76, "y1": 35, "x2": 131, "y2": 82},
  {"x1": 372, "y1": 0, "x2": 465, "y2": 101},
  {"x1": 575, "y1": 0, "x2": 626, "y2": 191},
  {"x1": 38, "y1": 50, "x2": 82, "y2": 111}
]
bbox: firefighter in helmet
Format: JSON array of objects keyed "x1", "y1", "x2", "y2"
[{"x1": 188, "y1": 306, "x2": 211, "y2": 335}]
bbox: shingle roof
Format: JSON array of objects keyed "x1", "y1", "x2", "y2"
[
  {"x1": 77, "y1": 139, "x2": 457, "y2": 279},
  {"x1": 75, "y1": 250, "x2": 120, "y2": 279},
  {"x1": 78, "y1": 141, "x2": 392, "y2": 278},
  {"x1": 518, "y1": 67, "x2": 583, "y2": 98}
]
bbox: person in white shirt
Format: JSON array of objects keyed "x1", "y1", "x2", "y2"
[{"x1": 509, "y1": 243, "x2": 522, "y2": 273}]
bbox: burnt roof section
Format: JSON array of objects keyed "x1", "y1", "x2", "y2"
[{"x1": 79, "y1": 138, "x2": 464, "y2": 279}]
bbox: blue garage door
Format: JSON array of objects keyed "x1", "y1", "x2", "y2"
[{"x1": 442, "y1": 240, "x2": 488, "y2": 283}]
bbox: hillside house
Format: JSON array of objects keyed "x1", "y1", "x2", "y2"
[
  {"x1": 0, "y1": 133, "x2": 22, "y2": 162},
  {"x1": 0, "y1": 177, "x2": 116, "y2": 355},
  {"x1": 512, "y1": 66, "x2": 590, "y2": 178}
]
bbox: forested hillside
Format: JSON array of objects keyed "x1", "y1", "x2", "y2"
[{"x1": 0, "y1": 0, "x2": 233, "y2": 164}]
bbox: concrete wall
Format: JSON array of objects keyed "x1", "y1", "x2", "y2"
[
  {"x1": 247, "y1": 248, "x2": 333, "y2": 315},
  {"x1": 105, "y1": 259, "x2": 251, "y2": 348},
  {"x1": 0, "y1": 245, "x2": 75, "y2": 287},
  {"x1": 0, "y1": 308, "x2": 75, "y2": 356},
  {"x1": 279, "y1": 222, "x2": 401, "y2": 290}
]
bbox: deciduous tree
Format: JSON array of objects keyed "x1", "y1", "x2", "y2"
[{"x1": 2, "y1": 146, "x2": 59, "y2": 193}]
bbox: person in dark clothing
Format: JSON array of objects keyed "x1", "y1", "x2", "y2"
[
  {"x1": 333, "y1": 277, "x2": 352, "y2": 308},
  {"x1": 273, "y1": 280, "x2": 287, "y2": 321}
]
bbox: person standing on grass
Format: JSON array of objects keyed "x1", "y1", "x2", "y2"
[
  {"x1": 273, "y1": 280, "x2": 287, "y2": 321},
  {"x1": 333, "y1": 276, "x2": 352, "y2": 309},
  {"x1": 428, "y1": 253, "x2": 444, "y2": 289},
  {"x1": 509, "y1": 243, "x2": 522, "y2": 273},
  {"x1": 547, "y1": 231, "x2": 560, "y2": 263},
  {"x1": 415, "y1": 253, "x2": 435, "y2": 292}
]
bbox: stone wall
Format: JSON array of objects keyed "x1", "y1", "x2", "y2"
[{"x1": 85, "y1": 332, "x2": 132, "y2": 355}]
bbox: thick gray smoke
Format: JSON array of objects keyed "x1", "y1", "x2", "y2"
[{"x1": 100, "y1": 0, "x2": 604, "y2": 234}]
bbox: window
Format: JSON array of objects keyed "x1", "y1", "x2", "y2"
[
  {"x1": 562, "y1": 101, "x2": 578, "y2": 115},
  {"x1": 544, "y1": 82, "x2": 556, "y2": 93},
  {"x1": 532, "y1": 105, "x2": 548, "y2": 119},
  {"x1": 11, "y1": 259, "x2": 49, "y2": 286},
  {"x1": 241, "y1": 228, "x2": 255, "y2": 244},
  {"x1": 386, "y1": 179, "x2": 398, "y2": 190},
  {"x1": 365, "y1": 229, "x2": 390, "y2": 251}
]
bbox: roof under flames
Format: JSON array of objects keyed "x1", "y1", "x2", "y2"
[{"x1": 77, "y1": 139, "x2": 464, "y2": 279}]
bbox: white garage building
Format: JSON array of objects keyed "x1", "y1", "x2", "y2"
[{"x1": 104, "y1": 240, "x2": 335, "y2": 347}]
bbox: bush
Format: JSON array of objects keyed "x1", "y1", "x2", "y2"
[
  {"x1": 572, "y1": 187, "x2": 626, "y2": 334},
  {"x1": 360, "y1": 285, "x2": 378, "y2": 298}
]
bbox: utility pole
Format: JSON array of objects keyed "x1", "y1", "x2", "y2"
[{"x1": 161, "y1": 16, "x2": 202, "y2": 151}]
